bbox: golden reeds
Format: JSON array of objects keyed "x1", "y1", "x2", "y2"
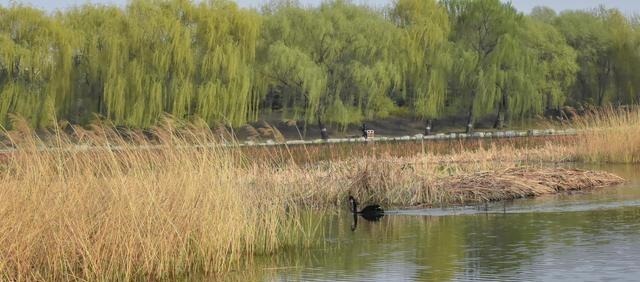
[
  {"x1": 0, "y1": 109, "x2": 633, "y2": 280},
  {"x1": 440, "y1": 167, "x2": 624, "y2": 204},
  {"x1": 268, "y1": 156, "x2": 623, "y2": 209},
  {"x1": 0, "y1": 124, "x2": 316, "y2": 281},
  {"x1": 570, "y1": 106, "x2": 640, "y2": 163}
]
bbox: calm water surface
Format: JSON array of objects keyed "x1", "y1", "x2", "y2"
[{"x1": 259, "y1": 165, "x2": 640, "y2": 282}]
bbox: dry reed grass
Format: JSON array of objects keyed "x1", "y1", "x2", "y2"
[
  {"x1": 569, "y1": 106, "x2": 640, "y2": 163},
  {"x1": 238, "y1": 135, "x2": 578, "y2": 165},
  {"x1": 0, "y1": 121, "x2": 319, "y2": 281},
  {"x1": 260, "y1": 154, "x2": 623, "y2": 209},
  {"x1": 0, "y1": 111, "x2": 632, "y2": 280},
  {"x1": 440, "y1": 167, "x2": 624, "y2": 204}
]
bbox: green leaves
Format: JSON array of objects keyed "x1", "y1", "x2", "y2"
[
  {"x1": 0, "y1": 0, "x2": 639, "y2": 130},
  {"x1": 523, "y1": 17, "x2": 578, "y2": 109},
  {"x1": 0, "y1": 5, "x2": 73, "y2": 127},
  {"x1": 59, "y1": 0, "x2": 261, "y2": 128},
  {"x1": 261, "y1": 41, "x2": 326, "y2": 123},
  {"x1": 392, "y1": 0, "x2": 451, "y2": 119},
  {"x1": 259, "y1": 2, "x2": 404, "y2": 128},
  {"x1": 446, "y1": 0, "x2": 521, "y2": 123},
  {"x1": 552, "y1": 7, "x2": 640, "y2": 106}
]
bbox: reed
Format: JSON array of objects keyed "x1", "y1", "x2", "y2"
[
  {"x1": 569, "y1": 106, "x2": 640, "y2": 163},
  {"x1": 0, "y1": 122, "x2": 320, "y2": 281},
  {"x1": 254, "y1": 154, "x2": 622, "y2": 209},
  {"x1": 0, "y1": 112, "x2": 631, "y2": 280}
]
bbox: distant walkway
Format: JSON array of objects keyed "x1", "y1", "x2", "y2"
[
  {"x1": 0, "y1": 128, "x2": 577, "y2": 155},
  {"x1": 243, "y1": 128, "x2": 578, "y2": 147}
]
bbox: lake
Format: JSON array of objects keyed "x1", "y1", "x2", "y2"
[{"x1": 258, "y1": 164, "x2": 640, "y2": 281}]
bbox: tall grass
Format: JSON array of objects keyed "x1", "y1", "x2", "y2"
[
  {"x1": 0, "y1": 109, "x2": 633, "y2": 280},
  {"x1": 571, "y1": 106, "x2": 640, "y2": 163},
  {"x1": 0, "y1": 121, "x2": 318, "y2": 281}
]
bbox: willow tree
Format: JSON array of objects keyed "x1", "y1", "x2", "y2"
[
  {"x1": 258, "y1": 3, "x2": 328, "y2": 133},
  {"x1": 191, "y1": 1, "x2": 262, "y2": 126},
  {"x1": 524, "y1": 15, "x2": 578, "y2": 111},
  {"x1": 63, "y1": 5, "x2": 128, "y2": 124},
  {"x1": 554, "y1": 9, "x2": 615, "y2": 106},
  {"x1": 477, "y1": 11, "x2": 578, "y2": 128},
  {"x1": 72, "y1": 0, "x2": 197, "y2": 127},
  {"x1": 489, "y1": 33, "x2": 541, "y2": 128},
  {"x1": 467, "y1": 9, "x2": 576, "y2": 129},
  {"x1": 320, "y1": 2, "x2": 403, "y2": 126},
  {"x1": 444, "y1": 0, "x2": 522, "y2": 132},
  {"x1": 0, "y1": 5, "x2": 73, "y2": 128},
  {"x1": 259, "y1": 1, "x2": 403, "y2": 137},
  {"x1": 391, "y1": 0, "x2": 452, "y2": 134},
  {"x1": 606, "y1": 9, "x2": 640, "y2": 105},
  {"x1": 62, "y1": 0, "x2": 261, "y2": 128},
  {"x1": 259, "y1": 41, "x2": 326, "y2": 133}
]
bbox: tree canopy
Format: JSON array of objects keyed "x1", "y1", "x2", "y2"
[{"x1": 0, "y1": 0, "x2": 639, "y2": 133}]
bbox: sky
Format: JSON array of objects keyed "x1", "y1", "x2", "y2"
[{"x1": 3, "y1": 0, "x2": 640, "y2": 14}]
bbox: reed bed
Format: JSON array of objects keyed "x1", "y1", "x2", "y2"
[
  {"x1": 239, "y1": 135, "x2": 578, "y2": 166},
  {"x1": 439, "y1": 167, "x2": 624, "y2": 204},
  {"x1": 570, "y1": 106, "x2": 640, "y2": 163},
  {"x1": 0, "y1": 123, "x2": 318, "y2": 281},
  {"x1": 258, "y1": 155, "x2": 623, "y2": 209},
  {"x1": 0, "y1": 110, "x2": 633, "y2": 280}
]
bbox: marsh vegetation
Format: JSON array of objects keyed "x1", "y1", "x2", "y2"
[
  {"x1": 2, "y1": 0, "x2": 640, "y2": 280},
  {"x1": 0, "y1": 107, "x2": 636, "y2": 280}
]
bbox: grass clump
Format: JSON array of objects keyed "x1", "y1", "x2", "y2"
[
  {"x1": 570, "y1": 106, "x2": 640, "y2": 163},
  {"x1": 268, "y1": 155, "x2": 623, "y2": 209},
  {"x1": 0, "y1": 121, "x2": 317, "y2": 281}
]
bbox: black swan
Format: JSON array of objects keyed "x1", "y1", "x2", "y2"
[{"x1": 348, "y1": 196, "x2": 384, "y2": 222}]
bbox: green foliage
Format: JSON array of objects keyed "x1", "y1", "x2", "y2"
[
  {"x1": 445, "y1": 0, "x2": 523, "y2": 124},
  {"x1": 1, "y1": 0, "x2": 640, "y2": 130},
  {"x1": 391, "y1": 0, "x2": 451, "y2": 119},
  {"x1": 552, "y1": 7, "x2": 640, "y2": 106},
  {"x1": 523, "y1": 17, "x2": 578, "y2": 109},
  {"x1": 0, "y1": 5, "x2": 73, "y2": 127},
  {"x1": 606, "y1": 10, "x2": 640, "y2": 104},
  {"x1": 50, "y1": 0, "x2": 259, "y2": 128},
  {"x1": 259, "y1": 1, "x2": 404, "y2": 128}
]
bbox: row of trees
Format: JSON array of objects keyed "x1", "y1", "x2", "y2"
[{"x1": 1, "y1": 0, "x2": 639, "y2": 134}]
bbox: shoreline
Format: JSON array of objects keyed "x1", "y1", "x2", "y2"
[
  {"x1": 0, "y1": 128, "x2": 576, "y2": 157},
  {"x1": 242, "y1": 128, "x2": 577, "y2": 147}
]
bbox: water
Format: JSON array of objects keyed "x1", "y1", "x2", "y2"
[{"x1": 260, "y1": 165, "x2": 640, "y2": 281}]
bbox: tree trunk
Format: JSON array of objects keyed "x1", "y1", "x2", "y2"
[
  {"x1": 503, "y1": 94, "x2": 511, "y2": 128},
  {"x1": 493, "y1": 94, "x2": 508, "y2": 129},
  {"x1": 466, "y1": 103, "x2": 474, "y2": 134},
  {"x1": 493, "y1": 112, "x2": 504, "y2": 129},
  {"x1": 597, "y1": 84, "x2": 605, "y2": 106},
  {"x1": 597, "y1": 63, "x2": 611, "y2": 106},
  {"x1": 95, "y1": 83, "x2": 104, "y2": 116},
  {"x1": 493, "y1": 99, "x2": 504, "y2": 129},
  {"x1": 318, "y1": 118, "x2": 329, "y2": 140},
  {"x1": 425, "y1": 119, "x2": 433, "y2": 135},
  {"x1": 546, "y1": 92, "x2": 554, "y2": 112}
]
